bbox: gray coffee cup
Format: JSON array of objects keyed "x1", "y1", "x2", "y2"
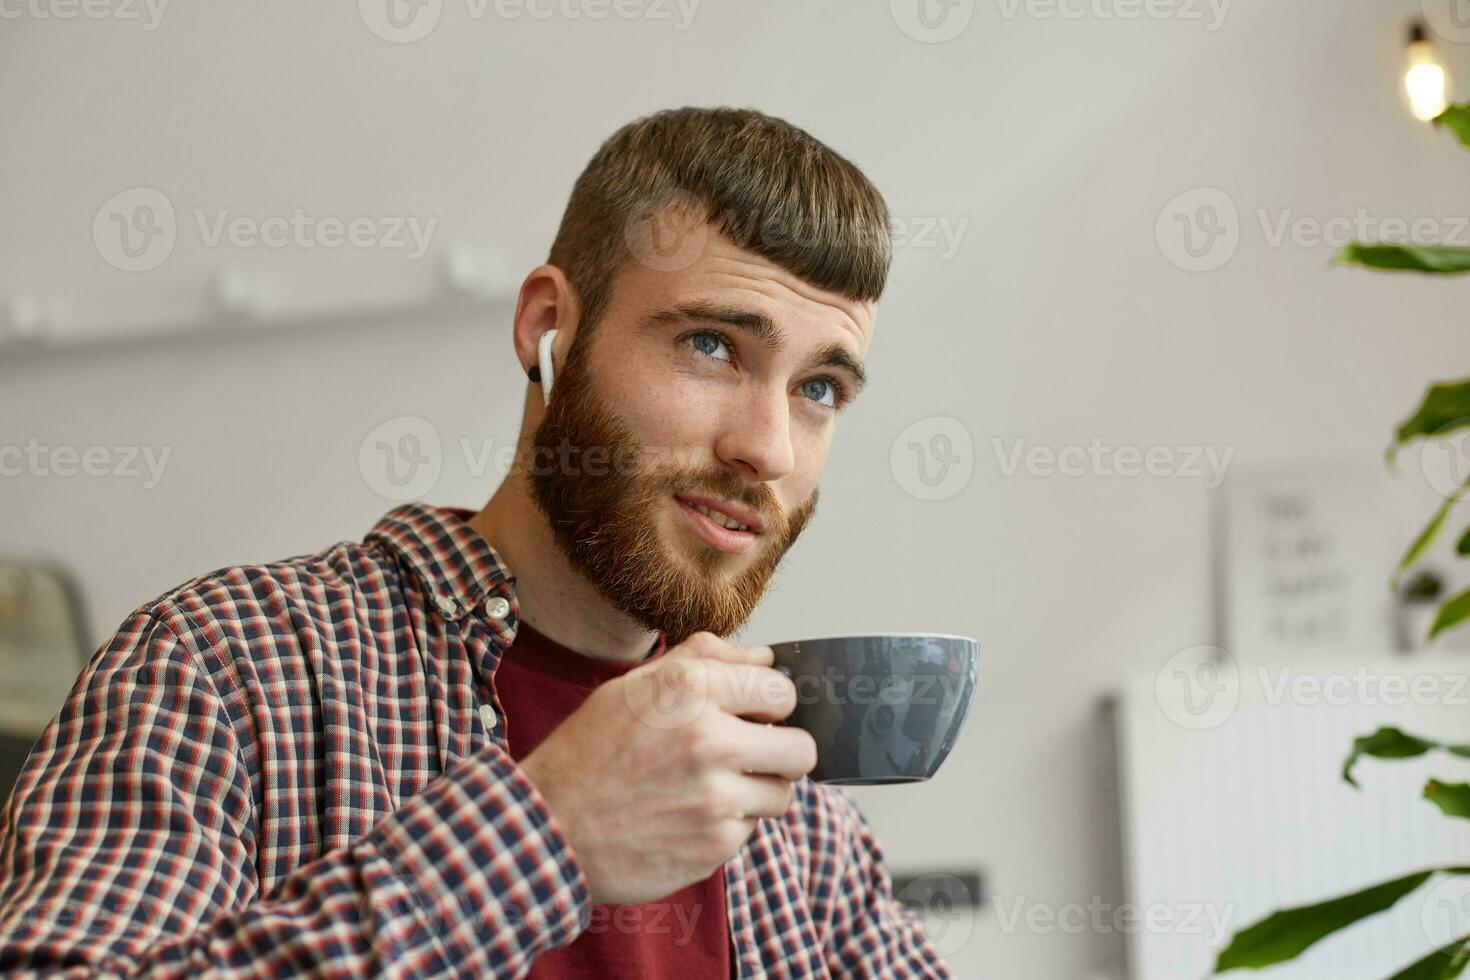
[{"x1": 768, "y1": 633, "x2": 979, "y2": 785}]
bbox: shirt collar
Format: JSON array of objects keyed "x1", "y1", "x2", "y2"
[
  {"x1": 365, "y1": 502, "x2": 516, "y2": 621},
  {"x1": 364, "y1": 501, "x2": 669, "y2": 660}
]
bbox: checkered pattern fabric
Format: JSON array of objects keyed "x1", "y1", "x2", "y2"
[{"x1": 0, "y1": 503, "x2": 949, "y2": 978}]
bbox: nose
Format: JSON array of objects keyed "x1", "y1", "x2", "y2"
[{"x1": 714, "y1": 383, "x2": 795, "y2": 484}]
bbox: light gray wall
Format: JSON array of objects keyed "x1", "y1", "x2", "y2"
[{"x1": 5, "y1": 2, "x2": 1470, "y2": 976}]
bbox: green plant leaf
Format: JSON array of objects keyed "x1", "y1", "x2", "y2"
[
  {"x1": 1388, "y1": 935, "x2": 1470, "y2": 980},
  {"x1": 1426, "y1": 780, "x2": 1470, "y2": 820},
  {"x1": 1396, "y1": 492, "x2": 1468, "y2": 585},
  {"x1": 1214, "y1": 871, "x2": 1436, "y2": 972},
  {"x1": 1430, "y1": 588, "x2": 1470, "y2": 640},
  {"x1": 1459, "y1": 527, "x2": 1470, "y2": 557},
  {"x1": 1434, "y1": 102, "x2": 1470, "y2": 150},
  {"x1": 1335, "y1": 243, "x2": 1470, "y2": 275},
  {"x1": 1392, "y1": 381, "x2": 1470, "y2": 457},
  {"x1": 1344, "y1": 727, "x2": 1438, "y2": 788}
]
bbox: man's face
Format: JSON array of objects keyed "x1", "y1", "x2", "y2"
[{"x1": 526, "y1": 216, "x2": 876, "y2": 643}]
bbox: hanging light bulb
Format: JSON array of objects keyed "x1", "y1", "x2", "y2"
[{"x1": 1405, "y1": 19, "x2": 1450, "y2": 122}]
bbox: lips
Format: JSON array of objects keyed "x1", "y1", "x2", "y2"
[
  {"x1": 673, "y1": 494, "x2": 765, "y2": 534},
  {"x1": 674, "y1": 495, "x2": 760, "y2": 555}
]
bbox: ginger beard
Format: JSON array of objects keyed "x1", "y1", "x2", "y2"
[{"x1": 525, "y1": 330, "x2": 818, "y2": 644}]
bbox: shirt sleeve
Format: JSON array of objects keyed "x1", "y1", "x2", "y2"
[
  {"x1": 821, "y1": 787, "x2": 953, "y2": 979},
  {"x1": 0, "y1": 607, "x2": 590, "y2": 978}
]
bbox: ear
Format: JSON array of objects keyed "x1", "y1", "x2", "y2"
[{"x1": 512, "y1": 264, "x2": 579, "y2": 380}]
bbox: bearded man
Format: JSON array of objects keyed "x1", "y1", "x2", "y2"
[{"x1": 0, "y1": 106, "x2": 949, "y2": 979}]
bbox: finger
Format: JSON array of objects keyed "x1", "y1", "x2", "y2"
[
  {"x1": 744, "y1": 645, "x2": 775, "y2": 666},
  {"x1": 729, "y1": 720, "x2": 818, "y2": 780},
  {"x1": 664, "y1": 631, "x2": 742, "y2": 664},
  {"x1": 722, "y1": 816, "x2": 762, "y2": 851},
  {"x1": 666, "y1": 633, "x2": 772, "y2": 667},
  {"x1": 705, "y1": 662, "x2": 796, "y2": 722},
  {"x1": 732, "y1": 775, "x2": 795, "y2": 820}
]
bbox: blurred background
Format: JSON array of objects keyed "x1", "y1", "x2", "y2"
[{"x1": 7, "y1": 2, "x2": 1470, "y2": 977}]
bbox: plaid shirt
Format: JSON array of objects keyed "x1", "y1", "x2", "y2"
[{"x1": 0, "y1": 502, "x2": 949, "y2": 978}]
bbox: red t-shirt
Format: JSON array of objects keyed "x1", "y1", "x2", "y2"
[{"x1": 497, "y1": 619, "x2": 732, "y2": 979}]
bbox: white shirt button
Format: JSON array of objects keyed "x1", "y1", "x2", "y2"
[
  {"x1": 479, "y1": 703, "x2": 497, "y2": 733},
  {"x1": 436, "y1": 597, "x2": 458, "y2": 619},
  {"x1": 484, "y1": 596, "x2": 511, "y2": 620}
]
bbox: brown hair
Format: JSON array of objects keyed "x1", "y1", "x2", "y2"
[{"x1": 547, "y1": 106, "x2": 892, "y2": 340}]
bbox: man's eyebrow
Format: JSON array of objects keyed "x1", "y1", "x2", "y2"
[{"x1": 643, "y1": 300, "x2": 868, "y2": 396}]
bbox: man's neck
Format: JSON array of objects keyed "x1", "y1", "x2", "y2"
[{"x1": 466, "y1": 476, "x2": 660, "y2": 664}]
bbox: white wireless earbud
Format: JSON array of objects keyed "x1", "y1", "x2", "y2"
[{"x1": 537, "y1": 329, "x2": 559, "y2": 407}]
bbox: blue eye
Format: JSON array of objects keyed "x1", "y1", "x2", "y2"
[
  {"x1": 681, "y1": 329, "x2": 848, "y2": 412},
  {"x1": 800, "y1": 378, "x2": 837, "y2": 408},
  {"x1": 685, "y1": 330, "x2": 732, "y2": 363}
]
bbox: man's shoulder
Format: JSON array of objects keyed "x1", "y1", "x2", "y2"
[{"x1": 132, "y1": 533, "x2": 404, "y2": 654}]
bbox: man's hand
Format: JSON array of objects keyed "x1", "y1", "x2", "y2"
[{"x1": 517, "y1": 631, "x2": 818, "y2": 905}]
